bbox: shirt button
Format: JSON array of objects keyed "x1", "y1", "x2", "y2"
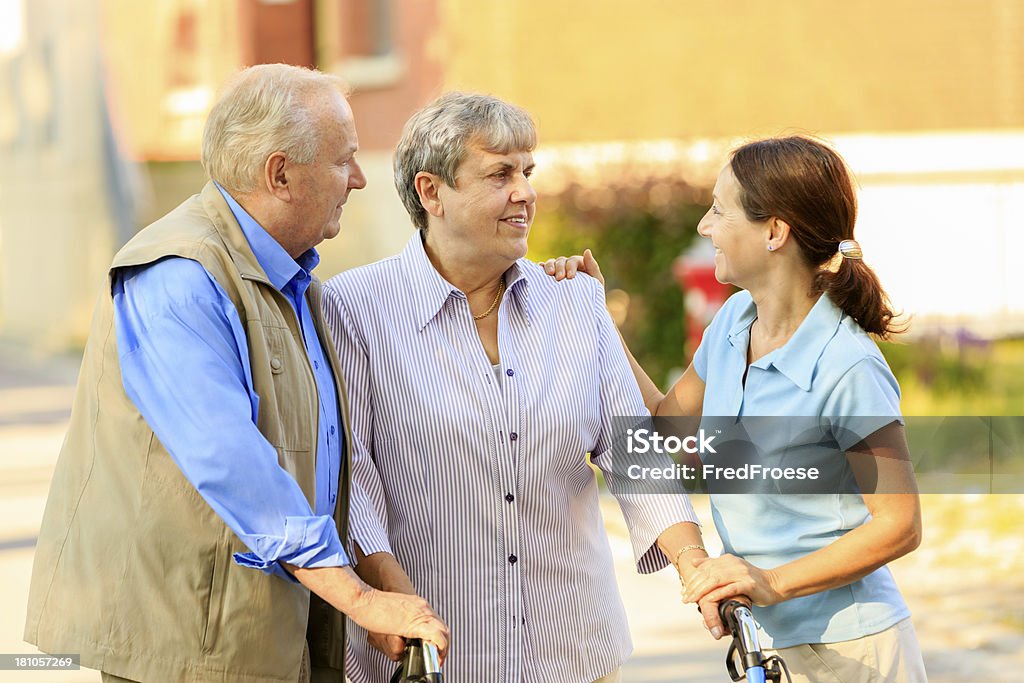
[
  {"x1": 314, "y1": 360, "x2": 320, "y2": 370},
  {"x1": 509, "y1": 432, "x2": 518, "y2": 441},
  {"x1": 508, "y1": 554, "x2": 517, "y2": 564},
  {"x1": 330, "y1": 425, "x2": 336, "y2": 436},
  {"x1": 506, "y1": 368, "x2": 514, "y2": 377},
  {"x1": 505, "y1": 493, "x2": 514, "y2": 503},
  {"x1": 270, "y1": 358, "x2": 282, "y2": 371}
]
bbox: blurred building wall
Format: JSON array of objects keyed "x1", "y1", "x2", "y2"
[
  {"x1": 2, "y1": 0, "x2": 1022, "y2": 350},
  {"x1": 102, "y1": 0, "x2": 242, "y2": 161},
  {"x1": 440, "y1": 0, "x2": 1023, "y2": 140},
  {"x1": 0, "y1": 0, "x2": 121, "y2": 351},
  {"x1": 318, "y1": 0, "x2": 444, "y2": 278},
  {"x1": 839, "y1": 132, "x2": 1024, "y2": 333},
  {"x1": 0, "y1": 0, "x2": 445, "y2": 350},
  {"x1": 439, "y1": 0, "x2": 1024, "y2": 334},
  {"x1": 106, "y1": 0, "x2": 444, "y2": 295}
]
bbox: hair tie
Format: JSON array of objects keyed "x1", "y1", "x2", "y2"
[{"x1": 838, "y1": 239, "x2": 863, "y2": 260}]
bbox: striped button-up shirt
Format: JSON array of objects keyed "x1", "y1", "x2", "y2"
[{"x1": 324, "y1": 233, "x2": 698, "y2": 683}]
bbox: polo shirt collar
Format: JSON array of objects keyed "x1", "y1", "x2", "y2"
[
  {"x1": 727, "y1": 293, "x2": 843, "y2": 392},
  {"x1": 400, "y1": 231, "x2": 532, "y2": 331}
]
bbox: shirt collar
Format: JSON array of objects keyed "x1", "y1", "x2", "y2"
[
  {"x1": 771, "y1": 294, "x2": 843, "y2": 390},
  {"x1": 399, "y1": 231, "x2": 533, "y2": 331},
  {"x1": 727, "y1": 293, "x2": 843, "y2": 392},
  {"x1": 215, "y1": 182, "x2": 318, "y2": 292}
]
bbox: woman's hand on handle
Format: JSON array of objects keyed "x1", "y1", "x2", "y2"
[
  {"x1": 682, "y1": 554, "x2": 784, "y2": 609},
  {"x1": 684, "y1": 423, "x2": 921, "y2": 626}
]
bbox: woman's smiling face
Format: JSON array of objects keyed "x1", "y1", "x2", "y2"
[
  {"x1": 697, "y1": 164, "x2": 770, "y2": 287},
  {"x1": 434, "y1": 142, "x2": 537, "y2": 266}
]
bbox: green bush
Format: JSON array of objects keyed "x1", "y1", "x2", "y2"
[
  {"x1": 879, "y1": 337, "x2": 988, "y2": 397},
  {"x1": 530, "y1": 177, "x2": 711, "y2": 389},
  {"x1": 882, "y1": 336, "x2": 1024, "y2": 416}
]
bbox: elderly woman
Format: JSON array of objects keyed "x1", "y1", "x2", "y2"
[
  {"x1": 322, "y1": 93, "x2": 712, "y2": 683},
  {"x1": 548, "y1": 136, "x2": 926, "y2": 683}
]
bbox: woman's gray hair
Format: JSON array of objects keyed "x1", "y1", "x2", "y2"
[
  {"x1": 202, "y1": 64, "x2": 349, "y2": 193},
  {"x1": 394, "y1": 92, "x2": 537, "y2": 230}
]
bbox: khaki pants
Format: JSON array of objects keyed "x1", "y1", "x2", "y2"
[
  {"x1": 101, "y1": 642, "x2": 314, "y2": 683},
  {"x1": 105, "y1": 656, "x2": 609, "y2": 683},
  {"x1": 592, "y1": 668, "x2": 622, "y2": 683},
  {"x1": 766, "y1": 618, "x2": 926, "y2": 683}
]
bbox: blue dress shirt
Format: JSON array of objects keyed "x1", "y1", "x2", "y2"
[{"x1": 111, "y1": 183, "x2": 348, "y2": 580}]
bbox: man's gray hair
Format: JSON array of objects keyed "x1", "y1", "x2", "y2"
[
  {"x1": 394, "y1": 92, "x2": 537, "y2": 230},
  {"x1": 202, "y1": 64, "x2": 349, "y2": 194}
]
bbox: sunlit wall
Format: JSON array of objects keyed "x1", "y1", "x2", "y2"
[{"x1": 440, "y1": 0, "x2": 1024, "y2": 334}]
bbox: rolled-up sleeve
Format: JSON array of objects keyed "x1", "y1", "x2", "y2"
[
  {"x1": 585, "y1": 278, "x2": 700, "y2": 574},
  {"x1": 113, "y1": 257, "x2": 349, "y2": 580},
  {"x1": 321, "y1": 283, "x2": 393, "y2": 557}
]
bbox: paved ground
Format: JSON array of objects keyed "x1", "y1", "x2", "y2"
[
  {"x1": 0, "y1": 343, "x2": 94, "y2": 682},
  {"x1": 1, "y1": 342, "x2": 1021, "y2": 682}
]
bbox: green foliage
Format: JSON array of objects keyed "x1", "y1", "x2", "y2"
[
  {"x1": 879, "y1": 337, "x2": 988, "y2": 396},
  {"x1": 529, "y1": 177, "x2": 711, "y2": 389},
  {"x1": 880, "y1": 336, "x2": 1024, "y2": 416},
  {"x1": 527, "y1": 173, "x2": 1024, "y2": 419}
]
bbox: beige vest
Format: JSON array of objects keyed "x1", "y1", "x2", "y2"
[{"x1": 25, "y1": 183, "x2": 352, "y2": 682}]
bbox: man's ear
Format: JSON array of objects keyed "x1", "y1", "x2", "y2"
[
  {"x1": 415, "y1": 172, "x2": 446, "y2": 219},
  {"x1": 264, "y1": 152, "x2": 291, "y2": 200}
]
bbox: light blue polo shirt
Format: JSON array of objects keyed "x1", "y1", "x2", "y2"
[{"x1": 693, "y1": 290, "x2": 910, "y2": 648}]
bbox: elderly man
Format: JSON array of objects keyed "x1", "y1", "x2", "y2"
[
  {"x1": 323, "y1": 93, "x2": 714, "y2": 683},
  {"x1": 24, "y1": 64, "x2": 447, "y2": 683}
]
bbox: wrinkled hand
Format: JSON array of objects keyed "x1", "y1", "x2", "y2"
[
  {"x1": 367, "y1": 631, "x2": 407, "y2": 662},
  {"x1": 542, "y1": 249, "x2": 605, "y2": 286},
  {"x1": 682, "y1": 555, "x2": 783, "y2": 609},
  {"x1": 675, "y1": 553, "x2": 727, "y2": 640},
  {"x1": 348, "y1": 589, "x2": 449, "y2": 661},
  {"x1": 697, "y1": 595, "x2": 727, "y2": 640}
]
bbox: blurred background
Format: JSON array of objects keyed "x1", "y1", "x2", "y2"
[{"x1": 0, "y1": 0, "x2": 1022, "y2": 681}]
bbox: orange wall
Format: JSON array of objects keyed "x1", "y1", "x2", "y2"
[
  {"x1": 101, "y1": 0, "x2": 444, "y2": 159},
  {"x1": 440, "y1": 0, "x2": 1024, "y2": 142},
  {"x1": 347, "y1": 0, "x2": 444, "y2": 152}
]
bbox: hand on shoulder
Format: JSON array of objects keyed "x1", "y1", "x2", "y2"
[{"x1": 541, "y1": 248, "x2": 605, "y2": 287}]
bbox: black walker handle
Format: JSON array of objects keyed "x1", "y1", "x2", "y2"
[{"x1": 390, "y1": 638, "x2": 442, "y2": 683}]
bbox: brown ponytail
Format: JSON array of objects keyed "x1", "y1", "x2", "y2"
[
  {"x1": 729, "y1": 136, "x2": 900, "y2": 338},
  {"x1": 814, "y1": 256, "x2": 897, "y2": 338}
]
